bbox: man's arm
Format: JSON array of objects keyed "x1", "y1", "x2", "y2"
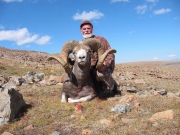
[{"x1": 94, "y1": 36, "x2": 111, "y2": 51}]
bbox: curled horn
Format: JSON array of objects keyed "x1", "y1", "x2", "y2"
[
  {"x1": 82, "y1": 38, "x2": 116, "y2": 70},
  {"x1": 47, "y1": 40, "x2": 79, "y2": 74}
]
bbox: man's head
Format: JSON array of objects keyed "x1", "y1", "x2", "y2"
[{"x1": 80, "y1": 20, "x2": 93, "y2": 39}]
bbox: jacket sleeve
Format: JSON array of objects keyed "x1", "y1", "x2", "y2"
[{"x1": 94, "y1": 36, "x2": 111, "y2": 51}]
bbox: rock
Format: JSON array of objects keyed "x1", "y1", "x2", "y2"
[
  {"x1": 23, "y1": 124, "x2": 34, "y2": 130},
  {"x1": 22, "y1": 71, "x2": 45, "y2": 84},
  {"x1": 0, "y1": 75, "x2": 7, "y2": 86},
  {"x1": 111, "y1": 95, "x2": 140, "y2": 113},
  {"x1": 119, "y1": 85, "x2": 127, "y2": 91},
  {"x1": 0, "y1": 87, "x2": 26, "y2": 126},
  {"x1": 136, "y1": 90, "x2": 152, "y2": 97},
  {"x1": 111, "y1": 104, "x2": 131, "y2": 113},
  {"x1": 167, "y1": 92, "x2": 176, "y2": 98},
  {"x1": 156, "y1": 89, "x2": 167, "y2": 95},
  {"x1": 46, "y1": 75, "x2": 65, "y2": 85},
  {"x1": 125, "y1": 71, "x2": 135, "y2": 80},
  {"x1": 110, "y1": 113, "x2": 122, "y2": 119},
  {"x1": 49, "y1": 131, "x2": 62, "y2": 135},
  {"x1": 82, "y1": 129, "x2": 93, "y2": 135},
  {"x1": 134, "y1": 79, "x2": 145, "y2": 84},
  {"x1": 119, "y1": 95, "x2": 135, "y2": 104},
  {"x1": 152, "y1": 122, "x2": 159, "y2": 127},
  {"x1": 151, "y1": 89, "x2": 167, "y2": 96},
  {"x1": 38, "y1": 79, "x2": 47, "y2": 85},
  {"x1": 1, "y1": 132, "x2": 13, "y2": 135},
  {"x1": 149, "y1": 110, "x2": 174, "y2": 123},
  {"x1": 148, "y1": 85, "x2": 157, "y2": 90},
  {"x1": 33, "y1": 73, "x2": 45, "y2": 82},
  {"x1": 22, "y1": 71, "x2": 35, "y2": 84},
  {"x1": 175, "y1": 92, "x2": 180, "y2": 97},
  {"x1": 2, "y1": 82, "x2": 17, "y2": 90},
  {"x1": 99, "y1": 119, "x2": 112, "y2": 126},
  {"x1": 127, "y1": 86, "x2": 137, "y2": 93},
  {"x1": 121, "y1": 118, "x2": 138, "y2": 124},
  {"x1": 8, "y1": 76, "x2": 25, "y2": 86}
]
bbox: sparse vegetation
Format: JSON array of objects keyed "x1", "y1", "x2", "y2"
[{"x1": 0, "y1": 49, "x2": 180, "y2": 135}]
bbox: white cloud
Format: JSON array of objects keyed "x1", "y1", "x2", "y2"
[
  {"x1": 2, "y1": 0, "x2": 23, "y2": 2},
  {"x1": 128, "y1": 31, "x2": 135, "y2": 34},
  {"x1": 146, "y1": 0, "x2": 158, "y2": 10},
  {"x1": 111, "y1": 0, "x2": 129, "y2": 3},
  {"x1": 174, "y1": 16, "x2": 180, "y2": 20},
  {"x1": 0, "y1": 25, "x2": 4, "y2": 29},
  {"x1": 135, "y1": 5, "x2": 147, "y2": 14},
  {"x1": 154, "y1": 57, "x2": 158, "y2": 60},
  {"x1": 153, "y1": 8, "x2": 171, "y2": 15},
  {"x1": 73, "y1": 10, "x2": 104, "y2": 20},
  {"x1": 16, "y1": 34, "x2": 39, "y2": 45},
  {"x1": 168, "y1": 54, "x2": 176, "y2": 58},
  {"x1": 0, "y1": 28, "x2": 51, "y2": 45},
  {"x1": 35, "y1": 36, "x2": 51, "y2": 45},
  {"x1": 146, "y1": 0, "x2": 158, "y2": 3},
  {"x1": 26, "y1": 45, "x2": 30, "y2": 48}
]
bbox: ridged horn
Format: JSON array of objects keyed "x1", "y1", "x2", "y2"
[
  {"x1": 82, "y1": 38, "x2": 116, "y2": 70},
  {"x1": 96, "y1": 49, "x2": 116, "y2": 69},
  {"x1": 47, "y1": 40, "x2": 79, "y2": 74}
]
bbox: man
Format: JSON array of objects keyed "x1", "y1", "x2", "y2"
[{"x1": 80, "y1": 20, "x2": 118, "y2": 98}]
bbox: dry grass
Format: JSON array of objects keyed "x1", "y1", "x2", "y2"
[{"x1": 0, "y1": 58, "x2": 180, "y2": 135}]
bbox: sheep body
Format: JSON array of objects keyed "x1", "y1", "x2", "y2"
[
  {"x1": 61, "y1": 44, "x2": 96, "y2": 103},
  {"x1": 47, "y1": 38, "x2": 117, "y2": 103}
]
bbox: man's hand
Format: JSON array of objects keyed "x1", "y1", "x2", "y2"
[
  {"x1": 103, "y1": 53, "x2": 114, "y2": 66},
  {"x1": 98, "y1": 53, "x2": 114, "y2": 72}
]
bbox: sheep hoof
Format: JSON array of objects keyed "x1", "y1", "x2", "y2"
[
  {"x1": 61, "y1": 99, "x2": 67, "y2": 103},
  {"x1": 68, "y1": 98, "x2": 74, "y2": 103}
]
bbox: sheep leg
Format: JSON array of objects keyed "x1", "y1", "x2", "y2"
[
  {"x1": 68, "y1": 95, "x2": 94, "y2": 103},
  {"x1": 61, "y1": 92, "x2": 68, "y2": 103}
]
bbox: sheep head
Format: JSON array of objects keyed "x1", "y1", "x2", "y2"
[
  {"x1": 47, "y1": 38, "x2": 116, "y2": 74},
  {"x1": 72, "y1": 44, "x2": 91, "y2": 67}
]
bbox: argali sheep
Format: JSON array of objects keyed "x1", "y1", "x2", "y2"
[{"x1": 48, "y1": 38, "x2": 116, "y2": 103}]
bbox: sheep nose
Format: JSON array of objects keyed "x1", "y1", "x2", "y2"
[{"x1": 79, "y1": 56, "x2": 85, "y2": 60}]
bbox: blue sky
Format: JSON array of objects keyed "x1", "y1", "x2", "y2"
[{"x1": 0, "y1": 0, "x2": 180, "y2": 63}]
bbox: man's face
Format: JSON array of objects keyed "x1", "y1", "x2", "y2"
[{"x1": 81, "y1": 24, "x2": 93, "y2": 38}]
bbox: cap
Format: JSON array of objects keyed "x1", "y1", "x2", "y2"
[{"x1": 80, "y1": 20, "x2": 93, "y2": 29}]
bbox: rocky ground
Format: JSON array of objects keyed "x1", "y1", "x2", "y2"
[{"x1": 0, "y1": 46, "x2": 180, "y2": 135}]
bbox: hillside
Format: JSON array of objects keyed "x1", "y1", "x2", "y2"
[
  {"x1": 0, "y1": 47, "x2": 180, "y2": 135},
  {"x1": 118, "y1": 61, "x2": 180, "y2": 69}
]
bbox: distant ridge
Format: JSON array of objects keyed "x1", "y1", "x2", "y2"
[
  {"x1": 1, "y1": 46, "x2": 180, "y2": 69},
  {"x1": 0, "y1": 46, "x2": 48, "y2": 54},
  {"x1": 117, "y1": 60, "x2": 180, "y2": 69}
]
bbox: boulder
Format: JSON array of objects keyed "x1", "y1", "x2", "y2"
[
  {"x1": 149, "y1": 110, "x2": 174, "y2": 123},
  {"x1": 8, "y1": 76, "x2": 25, "y2": 86},
  {"x1": 0, "y1": 86, "x2": 26, "y2": 126}
]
